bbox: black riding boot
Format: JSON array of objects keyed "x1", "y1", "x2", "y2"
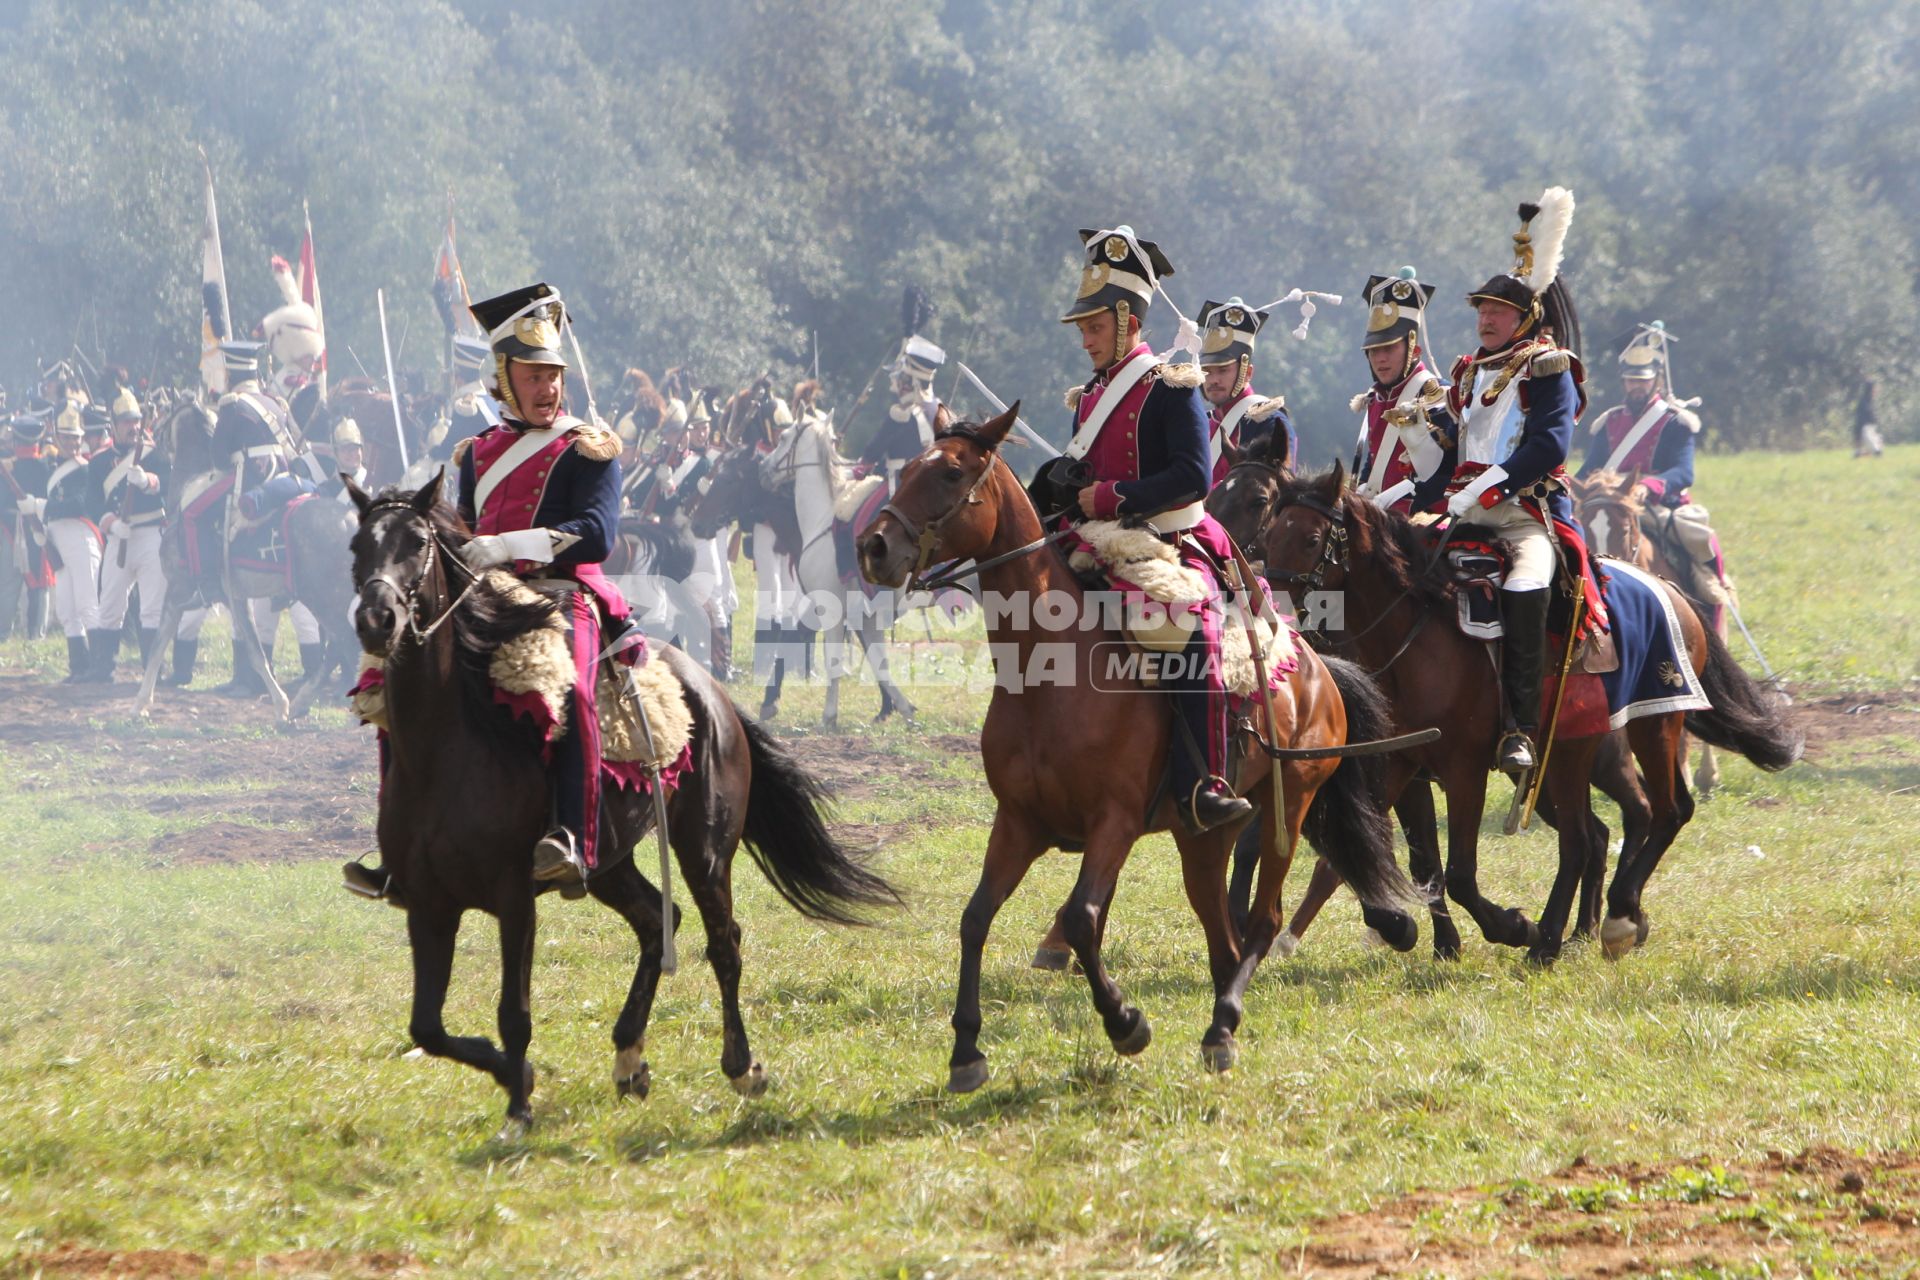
[
  {"x1": 26, "y1": 588, "x2": 49, "y2": 640},
  {"x1": 84, "y1": 628, "x2": 122, "y2": 682},
  {"x1": 1496, "y1": 587, "x2": 1551, "y2": 774},
  {"x1": 214, "y1": 638, "x2": 264, "y2": 697},
  {"x1": 1169, "y1": 631, "x2": 1251, "y2": 834},
  {"x1": 298, "y1": 642, "x2": 327, "y2": 686},
  {"x1": 166, "y1": 639, "x2": 199, "y2": 687},
  {"x1": 62, "y1": 635, "x2": 91, "y2": 684}
]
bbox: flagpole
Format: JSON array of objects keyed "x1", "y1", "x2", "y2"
[
  {"x1": 304, "y1": 198, "x2": 327, "y2": 399},
  {"x1": 378, "y1": 289, "x2": 411, "y2": 472}
]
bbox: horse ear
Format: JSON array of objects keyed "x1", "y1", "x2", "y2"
[
  {"x1": 933, "y1": 403, "x2": 953, "y2": 436},
  {"x1": 343, "y1": 475, "x2": 374, "y2": 516},
  {"x1": 411, "y1": 467, "x2": 445, "y2": 514},
  {"x1": 1221, "y1": 435, "x2": 1243, "y2": 468},
  {"x1": 1327, "y1": 457, "x2": 1348, "y2": 498},
  {"x1": 974, "y1": 402, "x2": 1019, "y2": 448}
]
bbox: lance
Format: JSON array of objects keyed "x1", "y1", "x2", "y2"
[
  {"x1": 377, "y1": 289, "x2": 410, "y2": 472},
  {"x1": 955, "y1": 362, "x2": 1059, "y2": 457}
]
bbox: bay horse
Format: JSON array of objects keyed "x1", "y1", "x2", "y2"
[
  {"x1": 858, "y1": 406, "x2": 1414, "y2": 1089},
  {"x1": 1214, "y1": 459, "x2": 1799, "y2": 964},
  {"x1": 346, "y1": 474, "x2": 898, "y2": 1137}
]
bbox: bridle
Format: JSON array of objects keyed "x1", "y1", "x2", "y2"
[
  {"x1": 875, "y1": 425, "x2": 1073, "y2": 594},
  {"x1": 1580, "y1": 489, "x2": 1645, "y2": 563},
  {"x1": 356, "y1": 499, "x2": 485, "y2": 643}
]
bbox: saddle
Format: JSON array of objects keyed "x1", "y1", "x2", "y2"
[{"x1": 1442, "y1": 537, "x2": 1618, "y2": 675}]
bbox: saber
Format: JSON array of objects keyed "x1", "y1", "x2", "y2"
[
  {"x1": 564, "y1": 320, "x2": 602, "y2": 427},
  {"x1": 1508, "y1": 583, "x2": 1587, "y2": 835},
  {"x1": 956, "y1": 362, "x2": 1060, "y2": 457},
  {"x1": 1225, "y1": 546, "x2": 1287, "y2": 826},
  {"x1": 1722, "y1": 594, "x2": 1781, "y2": 689},
  {"x1": 376, "y1": 290, "x2": 410, "y2": 471}
]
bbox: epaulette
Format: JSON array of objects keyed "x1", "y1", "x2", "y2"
[
  {"x1": 1152, "y1": 361, "x2": 1203, "y2": 390},
  {"x1": 1528, "y1": 347, "x2": 1571, "y2": 376},
  {"x1": 452, "y1": 437, "x2": 473, "y2": 465},
  {"x1": 1349, "y1": 392, "x2": 1371, "y2": 413},
  {"x1": 572, "y1": 425, "x2": 621, "y2": 462},
  {"x1": 1673, "y1": 406, "x2": 1702, "y2": 433},
  {"x1": 1245, "y1": 396, "x2": 1287, "y2": 423},
  {"x1": 1064, "y1": 384, "x2": 1088, "y2": 411}
]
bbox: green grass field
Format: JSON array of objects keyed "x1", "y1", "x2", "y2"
[{"x1": 0, "y1": 446, "x2": 1916, "y2": 1277}]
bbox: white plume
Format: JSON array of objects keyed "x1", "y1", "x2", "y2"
[
  {"x1": 269, "y1": 254, "x2": 300, "y2": 307},
  {"x1": 1525, "y1": 186, "x2": 1575, "y2": 297}
]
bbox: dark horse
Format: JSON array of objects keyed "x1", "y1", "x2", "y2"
[
  {"x1": 859, "y1": 406, "x2": 1414, "y2": 1089},
  {"x1": 132, "y1": 398, "x2": 356, "y2": 721},
  {"x1": 1211, "y1": 456, "x2": 1800, "y2": 964},
  {"x1": 346, "y1": 475, "x2": 897, "y2": 1136}
]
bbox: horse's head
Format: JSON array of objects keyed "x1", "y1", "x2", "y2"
[
  {"x1": 160, "y1": 400, "x2": 216, "y2": 479},
  {"x1": 1206, "y1": 427, "x2": 1290, "y2": 552},
  {"x1": 1263, "y1": 461, "x2": 1356, "y2": 593},
  {"x1": 1573, "y1": 469, "x2": 1644, "y2": 561},
  {"x1": 684, "y1": 444, "x2": 767, "y2": 540},
  {"x1": 859, "y1": 403, "x2": 1018, "y2": 589},
  {"x1": 347, "y1": 470, "x2": 450, "y2": 657}
]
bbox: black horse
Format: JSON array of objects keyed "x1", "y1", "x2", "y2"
[{"x1": 346, "y1": 475, "x2": 898, "y2": 1136}]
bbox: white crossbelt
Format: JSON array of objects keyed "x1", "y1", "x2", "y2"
[
  {"x1": 1602, "y1": 398, "x2": 1671, "y2": 473},
  {"x1": 1208, "y1": 395, "x2": 1254, "y2": 461},
  {"x1": 1363, "y1": 368, "x2": 1439, "y2": 493},
  {"x1": 473, "y1": 417, "x2": 582, "y2": 517},
  {"x1": 1063, "y1": 347, "x2": 1159, "y2": 460}
]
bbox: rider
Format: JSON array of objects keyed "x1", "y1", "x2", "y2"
[
  {"x1": 210, "y1": 339, "x2": 299, "y2": 697},
  {"x1": 344, "y1": 282, "x2": 628, "y2": 903},
  {"x1": 1352, "y1": 267, "x2": 1452, "y2": 514},
  {"x1": 1437, "y1": 191, "x2": 1598, "y2": 777},
  {"x1": 858, "y1": 335, "x2": 945, "y2": 493},
  {"x1": 1578, "y1": 323, "x2": 1732, "y2": 617},
  {"x1": 1040, "y1": 224, "x2": 1253, "y2": 834},
  {"x1": 90, "y1": 387, "x2": 170, "y2": 677},
  {"x1": 1196, "y1": 298, "x2": 1294, "y2": 486}
]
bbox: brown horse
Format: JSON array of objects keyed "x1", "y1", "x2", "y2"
[
  {"x1": 858, "y1": 406, "x2": 1414, "y2": 1088},
  {"x1": 1215, "y1": 460, "x2": 1800, "y2": 963},
  {"x1": 346, "y1": 475, "x2": 897, "y2": 1136}
]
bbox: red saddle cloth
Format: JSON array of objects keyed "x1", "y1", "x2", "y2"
[{"x1": 1540, "y1": 662, "x2": 1610, "y2": 740}]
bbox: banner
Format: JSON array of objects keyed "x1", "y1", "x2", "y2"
[{"x1": 198, "y1": 149, "x2": 231, "y2": 399}]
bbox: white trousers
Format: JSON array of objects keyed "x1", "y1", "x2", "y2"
[
  {"x1": 752, "y1": 521, "x2": 800, "y2": 626},
  {"x1": 45, "y1": 518, "x2": 101, "y2": 636},
  {"x1": 97, "y1": 525, "x2": 167, "y2": 629},
  {"x1": 1456, "y1": 498, "x2": 1557, "y2": 592}
]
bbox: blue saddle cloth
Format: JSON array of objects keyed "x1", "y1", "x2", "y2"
[{"x1": 1595, "y1": 559, "x2": 1711, "y2": 728}]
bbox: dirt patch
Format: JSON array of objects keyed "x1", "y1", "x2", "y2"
[
  {"x1": 1792, "y1": 688, "x2": 1920, "y2": 760},
  {"x1": 3, "y1": 1245, "x2": 419, "y2": 1278},
  {"x1": 1296, "y1": 1146, "x2": 1920, "y2": 1278}
]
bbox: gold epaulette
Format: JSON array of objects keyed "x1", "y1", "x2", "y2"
[
  {"x1": 452, "y1": 437, "x2": 474, "y2": 465},
  {"x1": 1349, "y1": 392, "x2": 1371, "y2": 413},
  {"x1": 1153, "y1": 361, "x2": 1202, "y2": 389},
  {"x1": 1529, "y1": 348, "x2": 1571, "y2": 376},
  {"x1": 1481, "y1": 338, "x2": 1557, "y2": 405},
  {"x1": 1065, "y1": 385, "x2": 1088, "y2": 411},
  {"x1": 1245, "y1": 395, "x2": 1287, "y2": 423},
  {"x1": 572, "y1": 425, "x2": 620, "y2": 462}
]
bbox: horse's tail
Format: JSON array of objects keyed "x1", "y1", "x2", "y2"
[
  {"x1": 738, "y1": 712, "x2": 901, "y2": 924},
  {"x1": 1300, "y1": 655, "x2": 1416, "y2": 910},
  {"x1": 1683, "y1": 622, "x2": 1802, "y2": 771}
]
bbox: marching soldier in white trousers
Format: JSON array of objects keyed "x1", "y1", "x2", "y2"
[
  {"x1": 90, "y1": 389, "x2": 170, "y2": 678},
  {"x1": 42, "y1": 407, "x2": 104, "y2": 683}
]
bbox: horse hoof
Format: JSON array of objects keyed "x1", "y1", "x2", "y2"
[
  {"x1": 1599, "y1": 915, "x2": 1639, "y2": 959},
  {"x1": 1111, "y1": 1010, "x2": 1152, "y2": 1057},
  {"x1": 1526, "y1": 943, "x2": 1560, "y2": 969},
  {"x1": 758, "y1": 701, "x2": 779, "y2": 722},
  {"x1": 1362, "y1": 928, "x2": 1386, "y2": 950},
  {"x1": 1522, "y1": 919, "x2": 1542, "y2": 950},
  {"x1": 1272, "y1": 932, "x2": 1300, "y2": 960},
  {"x1": 947, "y1": 1057, "x2": 990, "y2": 1094},
  {"x1": 1637, "y1": 914, "x2": 1651, "y2": 946},
  {"x1": 613, "y1": 1045, "x2": 649, "y2": 1100},
  {"x1": 1200, "y1": 1036, "x2": 1236, "y2": 1074},
  {"x1": 1030, "y1": 946, "x2": 1072, "y2": 972},
  {"x1": 495, "y1": 1114, "x2": 530, "y2": 1144},
  {"x1": 1362, "y1": 907, "x2": 1419, "y2": 953},
  {"x1": 729, "y1": 1061, "x2": 768, "y2": 1098}
]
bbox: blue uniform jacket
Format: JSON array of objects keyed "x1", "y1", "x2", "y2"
[
  {"x1": 456, "y1": 423, "x2": 623, "y2": 570},
  {"x1": 1577, "y1": 409, "x2": 1695, "y2": 506},
  {"x1": 1083, "y1": 378, "x2": 1211, "y2": 519}
]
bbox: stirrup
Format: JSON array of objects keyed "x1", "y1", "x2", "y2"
[
  {"x1": 532, "y1": 829, "x2": 587, "y2": 884},
  {"x1": 342, "y1": 854, "x2": 401, "y2": 907},
  {"x1": 1496, "y1": 729, "x2": 1537, "y2": 775},
  {"x1": 1182, "y1": 776, "x2": 1253, "y2": 836}
]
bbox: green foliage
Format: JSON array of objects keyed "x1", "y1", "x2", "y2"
[{"x1": 2, "y1": 0, "x2": 1915, "y2": 455}]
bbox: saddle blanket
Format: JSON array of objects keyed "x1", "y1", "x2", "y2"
[{"x1": 1590, "y1": 558, "x2": 1711, "y2": 731}]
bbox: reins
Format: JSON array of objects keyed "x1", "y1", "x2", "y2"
[
  {"x1": 358, "y1": 499, "x2": 487, "y2": 643},
  {"x1": 876, "y1": 425, "x2": 1073, "y2": 594}
]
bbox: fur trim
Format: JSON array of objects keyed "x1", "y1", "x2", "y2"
[
  {"x1": 1523, "y1": 186, "x2": 1575, "y2": 298},
  {"x1": 597, "y1": 652, "x2": 695, "y2": 766},
  {"x1": 452, "y1": 436, "x2": 473, "y2": 465},
  {"x1": 1154, "y1": 361, "x2": 1203, "y2": 389},
  {"x1": 1218, "y1": 613, "x2": 1297, "y2": 698},
  {"x1": 1673, "y1": 406, "x2": 1701, "y2": 433},
  {"x1": 486, "y1": 573, "x2": 573, "y2": 735},
  {"x1": 1349, "y1": 392, "x2": 1371, "y2": 414},
  {"x1": 572, "y1": 426, "x2": 621, "y2": 462},
  {"x1": 833, "y1": 472, "x2": 885, "y2": 524},
  {"x1": 1245, "y1": 395, "x2": 1287, "y2": 423},
  {"x1": 1065, "y1": 385, "x2": 1087, "y2": 411},
  {"x1": 1071, "y1": 521, "x2": 1209, "y2": 603},
  {"x1": 1529, "y1": 349, "x2": 1571, "y2": 376},
  {"x1": 348, "y1": 653, "x2": 389, "y2": 731}
]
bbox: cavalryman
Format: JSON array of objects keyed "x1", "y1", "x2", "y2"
[
  {"x1": 0, "y1": 406, "x2": 54, "y2": 642},
  {"x1": 210, "y1": 339, "x2": 298, "y2": 697},
  {"x1": 91, "y1": 387, "x2": 169, "y2": 677},
  {"x1": 43, "y1": 404, "x2": 106, "y2": 682},
  {"x1": 1196, "y1": 297, "x2": 1294, "y2": 485},
  {"x1": 1579, "y1": 322, "x2": 1732, "y2": 615},
  {"x1": 317, "y1": 419, "x2": 368, "y2": 506},
  {"x1": 1043, "y1": 224, "x2": 1253, "y2": 833},
  {"x1": 1437, "y1": 190, "x2": 1599, "y2": 776},
  {"x1": 1351, "y1": 267, "x2": 1451, "y2": 513},
  {"x1": 858, "y1": 335, "x2": 946, "y2": 492}
]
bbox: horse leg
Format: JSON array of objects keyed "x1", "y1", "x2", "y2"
[
  {"x1": 493, "y1": 891, "x2": 537, "y2": 1137},
  {"x1": 1396, "y1": 782, "x2": 1459, "y2": 958},
  {"x1": 132, "y1": 591, "x2": 185, "y2": 718},
  {"x1": 677, "y1": 825, "x2": 766, "y2": 1097},
  {"x1": 405, "y1": 906, "x2": 517, "y2": 1117},
  {"x1": 1529, "y1": 738, "x2": 1602, "y2": 967},
  {"x1": 588, "y1": 858, "x2": 671, "y2": 1101},
  {"x1": 1603, "y1": 717, "x2": 1695, "y2": 958},
  {"x1": 1173, "y1": 825, "x2": 1244, "y2": 1072},
  {"x1": 1226, "y1": 815, "x2": 1261, "y2": 943},
  {"x1": 236, "y1": 595, "x2": 292, "y2": 720},
  {"x1": 949, "y1": 809, "x2": 1049, "y2": 1093},
  {"x1": 861, "y1": 613, "x2": 915, "y2": 723},
  {"x1": 1060, "y1": 825, "x2": 1150, "y2": 1059},
  {"x1": 1440, "y1": 768, "x2": 1538, "y2": 949}
]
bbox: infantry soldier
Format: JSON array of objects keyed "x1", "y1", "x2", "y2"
[
  {"x1": 858, "y1": 335, "x2": 946, "y2": 493},
  {"x1": 1351, "y1": 267, "x2": 1451, "y2": 513},
  {"x1": 0, "y1": 405, "x2": 55, "y2": 642},
  {"x1": 90, "y1": 387, "x2": 170, "y2": 677},
  {"x1": 42, "y1": 404, "x2": 106, "y2": 682},
  {"x1": 1195, "y1": 297, "x2": 1294, "y2": 486},
  {"x1": 1037, "y1": 224, "x2": 1253, "y2": 833},
  {"x1": 317, "y1": 419, "x2": 368, "y2": 506},
  {"x1": 1578, "y1": 322, "x2": 1732, "y2": 615},
  {"x1": 1436, "y1": 190, "x2": 1600, "y2": 776}
]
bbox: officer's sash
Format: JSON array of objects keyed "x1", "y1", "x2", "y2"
[
  {"x1": 1603, "y1": 399, "x2": 1671, "y2": 473},
  {"x1": 1063, "y1": 348, "x2": 1159, "y2": 461},
  {"x1": 473, "y1": 416, "x2": 584, "y2": 518}
]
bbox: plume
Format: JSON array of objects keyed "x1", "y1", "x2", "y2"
[
  {"x1": 269, "y1": 254, "x2": 300, "y2": 306},
  {"x1": 900, "y1": 285, "x2": 935, "y2": 338},
  {"x1": 1523, "y1": 187, "x2": 1575, "y2": 297}
]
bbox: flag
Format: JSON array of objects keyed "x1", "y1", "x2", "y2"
[
  {"x1": 298, "y1": 200, "x2": 327, "y2": 395},
  {"x1": 431, "y1": 208, "x2": 482, "y2": 341},
  {"x1": 198, "y1": 149, "x2": 231, "y2": 398}
]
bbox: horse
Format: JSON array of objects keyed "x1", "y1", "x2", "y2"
[
  {"x1": 1571, "y1": 469, "x2": 1727, "y2": 794},
  {"x1": 345, "y1": 474, "x2": 898, "y2": 1136},
  {"x1": 130, "y1": 398, "x2": 356, "y2": 721},
  {"x1": 1214, "y1": 458, "x2": 1800, "y2": 964},
  {"x1": 858, "y1": 406, "x2": 1415, "y2": 1089}
]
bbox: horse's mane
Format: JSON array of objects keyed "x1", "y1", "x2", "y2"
[{"x1": 1276, "y1": 467, "x2": 1452, "y2": 610}]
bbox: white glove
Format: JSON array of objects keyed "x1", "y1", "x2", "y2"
[
  {"x1": 461, "y1": 535, "x2": 512, "y2": 569},
  {"x1": 21, "y1": 497, "x2": 44, "y2": 519},
  {"x1": 100, "y1": 514, "x2": 124, "y2": 539},
  {"x1": 463, "y1": 528, "x2": 558, "y2": 569},
  {"x1": 1370, "y1": 479, "x2": 1415, "y2": 510},
  {"x1": 1446, "y1": 464, "x2": 1509, "y2": 518},
  {"x1": 129, "y1": 467, "x2": 154, "y2": 492}
]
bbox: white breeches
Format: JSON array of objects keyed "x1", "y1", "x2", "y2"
[
  {"x1": 96, "y1": 525, "x2": 167, "y2": 629},
  {"x1": 1456, "y1": 499, "x2": 1556, "y2": 592},
  {"x1": 46, "y1": 518, "x2": 101, "y2": 636},
  {"x1": 752, "y1": 522, "x2": 800, "y2": 626}
]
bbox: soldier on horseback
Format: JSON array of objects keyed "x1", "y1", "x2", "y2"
[
  {"x1": 858, "y1": 335, "x2": 945, "y2": 493},
  {"x1": 1196, "y1": 298, "x2": 1293, "y2": 486},
  {"x1": 1351, "y1": 267, "x2": 1451, "y2": 514},
  {"x1": 1036, "y1": 224, "x2": 1253, "y2": 834},
  {"x1": 1436, "y1": 190, "x2": 1599, "y2": 777}
]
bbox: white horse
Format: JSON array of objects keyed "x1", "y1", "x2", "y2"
[{"x1": 759, "y1": 409, "x2": 916, "y2": 730}]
